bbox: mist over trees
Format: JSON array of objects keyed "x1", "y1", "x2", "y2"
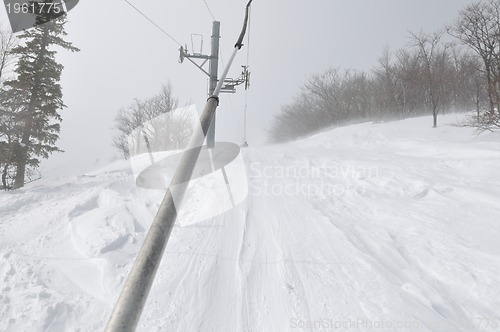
[
  {"x1": 112, "y1": 83, "x2": 194, "y2": 160},
  {"x1": 0, "y1": 18, "x2": 78, "y2": 190},
  {"x1": 449, "y1": 0, "x2": 500, "y2": 130},
  {"x1": 270, "y1": 0, "x2": 496, "y2": 143}
]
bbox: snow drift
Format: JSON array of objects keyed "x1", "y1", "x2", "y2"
[{"x1": 1, "y1": 114, "x2": 500, "y2": 331}]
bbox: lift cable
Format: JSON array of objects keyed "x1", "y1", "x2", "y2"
[
  {"x1": 104, "y1": 2, "x2": 253, "y2": 331},
  {"x1": 202, "y1": 0, "x2": 217, "y2": 21},
  {"x1": 245, "y1": 6, "x2": 252, "y2": 66},
  {"x1": 123, "y1": 0, "x2": 182, "y2": 47}
]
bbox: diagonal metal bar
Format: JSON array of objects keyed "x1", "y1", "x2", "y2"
[{"x1": 104, "y1": 1, "x2": 253, "y2": 331}]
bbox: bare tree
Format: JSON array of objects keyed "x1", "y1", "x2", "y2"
[
  {"x1": 373, "y1": 46, "x2": 400, "y2": 119},
  {"x1": 410, "y1": 30, "x2": 449, "y2": 127},
  {"x1": 450, "y1": 48, "x2": 486, "y2": 120},
  {"x1": 112, "y1": 83, "x2": 195, "y2": 159},
  {"x1": 0, "y1": 28, "x2": 17, "y2": 84},
  {"x1": 303, "y1": 68, "x2": 372, "y2": 124},
  {"x1": 449, "y1": 0, "x2": 500, "y2": 124}
]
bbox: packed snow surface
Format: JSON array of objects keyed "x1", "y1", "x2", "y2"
[{"x1": 1, "y1": 114, "x2": 500, "y2": 331}]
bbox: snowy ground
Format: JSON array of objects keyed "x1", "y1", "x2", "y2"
[{"x1": 1, "y1": 114, "x2": 500, "y2": 332}]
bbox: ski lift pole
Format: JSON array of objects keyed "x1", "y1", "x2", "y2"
[{"x1": 104, "y1": 1, "x2": 253, "y2": 331}]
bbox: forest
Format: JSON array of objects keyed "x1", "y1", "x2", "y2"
[{"x1": 270, "y1": 0, "x2": 500, "y2": 142}]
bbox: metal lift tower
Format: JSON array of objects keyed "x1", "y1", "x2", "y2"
[{"x1": 179, "y1": 21, "x2": 249, "y2": 148}]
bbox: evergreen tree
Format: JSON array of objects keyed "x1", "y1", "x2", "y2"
[
  {"x1": 0, "y1": 29, "x2": 18, "y2": 189},
  {"x1": 0, "y1": 13, "x2": 79, "y2": 189}
]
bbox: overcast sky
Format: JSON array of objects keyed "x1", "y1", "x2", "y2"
[{"x1": 1, "y1": 0, "x2": 480, "y2": 176}]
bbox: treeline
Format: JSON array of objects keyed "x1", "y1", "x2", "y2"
[{"x1": 270, "y1": 0, "x2": 500, "y2": 142}]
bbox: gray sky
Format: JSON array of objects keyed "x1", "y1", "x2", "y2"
[{"x1": 1, "y1": 0, "x2": 479, "y2": 176}]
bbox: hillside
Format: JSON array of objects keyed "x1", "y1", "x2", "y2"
[{"x1": 1, "y1": 114, "x2": 500, "y2": 331}]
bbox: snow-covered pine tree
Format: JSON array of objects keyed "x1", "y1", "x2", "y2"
[{"x1": 0, "y1": 10, "x2": 79, "y2": 189}]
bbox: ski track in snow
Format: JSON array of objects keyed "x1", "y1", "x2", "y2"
[{"x1": 1, "y1": 114, "x2": 500, "y2": 331}]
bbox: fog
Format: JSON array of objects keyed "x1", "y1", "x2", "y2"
[{"x1": 1, "y1": 0, "x2": 478, "y2": 176}]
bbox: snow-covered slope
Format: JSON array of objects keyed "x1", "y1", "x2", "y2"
[{"x1": 1, "y1": 114, "x2": 500, "y2": 331}]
